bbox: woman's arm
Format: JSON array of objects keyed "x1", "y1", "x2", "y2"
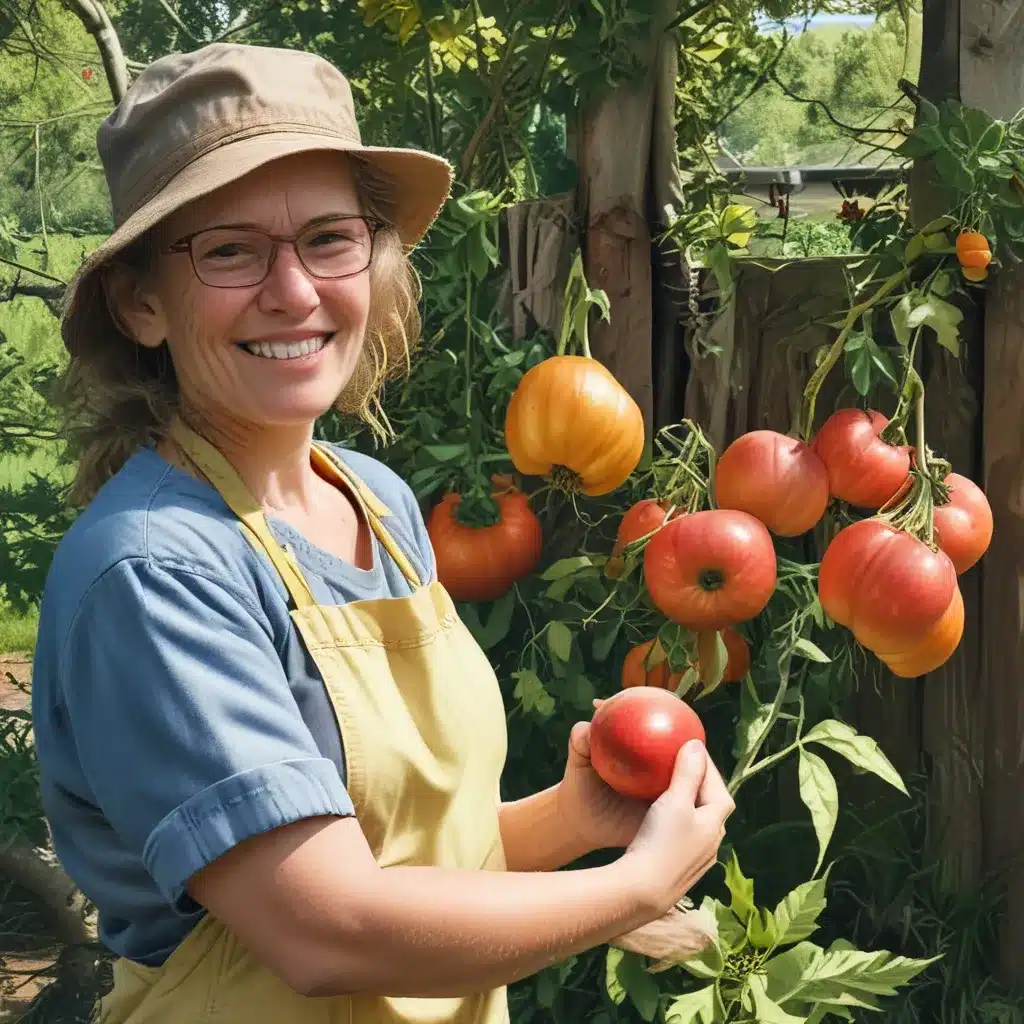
[
  {"x1": 498, "y1": 784, "x2": 593, "y2": 872},
  {"x1": 189, "y1": 814, "x2": 653, "y2": 999},
  {"x1": 188, "y1": 742, "x2": 732, "y2": 1000}
]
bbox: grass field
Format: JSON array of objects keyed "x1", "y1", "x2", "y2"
[{"x1": 0, "y1": 604, "x2": 38, "y2": 654}]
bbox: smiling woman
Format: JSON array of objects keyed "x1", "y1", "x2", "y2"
[{"x1": 29, "y1": 41, "x2": 733, "y2": 1024}]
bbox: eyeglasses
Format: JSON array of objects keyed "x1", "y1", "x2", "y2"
[{"x1": 164, "y1": 215, "x2": 382, "y2": 288}]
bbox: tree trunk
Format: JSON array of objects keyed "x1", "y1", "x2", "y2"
[{"x1": 61, "y1": 0, "x2": 130, "y2": 103}]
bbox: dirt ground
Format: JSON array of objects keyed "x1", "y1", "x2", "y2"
[{"x1": 0, "y1": 655, "x2": 31, "y2": 713}]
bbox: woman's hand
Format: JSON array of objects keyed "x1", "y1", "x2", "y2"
[
  {"x1": 555, "y1": 719, "x2": 650, "y2": 852},
  {"x1": 611, "y1": 899, "x2": 718, "y2": 969},
  {"x1": 620, "y1": 738, "x2": 735, "y2": 915}
]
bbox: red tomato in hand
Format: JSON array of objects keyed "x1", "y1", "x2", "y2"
[
  {"x1": 715, "y1": 430, "x2": 829, "y2": 536},
  {"x1": 818, "y1": 519, "x2": 957, "y2": 652},
  {"x1": 933, "y1": 472, "x2": 993, "y2": 574},
  {"x1": 643, "y1": 509, "x2": 777, "y2": 629},
  {"x1": 589, "y1": 688, "x2": 706, "y2": 802},
  {"x1": 813, "y1": 409, "x2": 911, "y2": 508}
]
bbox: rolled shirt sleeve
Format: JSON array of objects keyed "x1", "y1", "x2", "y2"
[{"x1": 59, "y1": 556, "x2": 355, "y2": 909}]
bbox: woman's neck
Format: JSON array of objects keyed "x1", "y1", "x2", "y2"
[{"x1": 172, "y1": 407, "x2": 324, "y2": 516}]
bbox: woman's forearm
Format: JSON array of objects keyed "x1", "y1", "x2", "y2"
[
  {"x1": 498, "y1": 784, "x2": 593, "y2": 871},
  {"x1": 307, "y1": 856, "x2": 656, "y2": 998}
]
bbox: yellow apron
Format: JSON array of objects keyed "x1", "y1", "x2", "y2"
[{"x1": 96, "y1": 421, "x2": 510, "y2": 1024}]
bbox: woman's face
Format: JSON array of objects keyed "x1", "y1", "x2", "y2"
[{"x1": 121, "y1": 151, "x2": 372, "y2": 434}]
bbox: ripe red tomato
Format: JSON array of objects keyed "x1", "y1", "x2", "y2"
[
  {"x1": 612, "y1": 499, "x2": 673, "y2": 558},
  {"x1": 817, "y1": 519, "x2": 957, "y2": 652},
  {"x1": 589, "y1": 687, "x2": 706, "y2": 802},
  {"x1": 933, "y1": 472, "x2": 993, "y2": 574},
  {"x1": 427, "y1": 486, "x2": 542, "y2": 602},
  {"x1": 876, "y1": 585, "x2": 964, "y2": 678},
  {"x1": 643, "y1": 509, "x2": 777, "y2": 629},
  {"x1": 813, "y1": 409, "x2": 911, "y2": 508},
  {"x1": 621, "y1": 639, "x2": 683, "y2": 690},
  {"x1": 715, "y1": 430, "x2": 829, "y2": 536}
]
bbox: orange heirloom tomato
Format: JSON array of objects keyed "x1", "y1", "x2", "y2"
[
  {"x1": 621, "y1": 639, "x2": 683, "y2": 690},
  {"x1": 933, "y1": 472, "x2": 993, "y2": 574},
  {"x1": 956, "y1": 231, "x2": 992, "y2": 282},
  {"x1": 504, "y1": 355, "x2": 645, "y2": 496},
  {"x1": 876, "y1": 585, "x2": 964, "y2": 678},
  {"x1": 427, "y1": 486, "x2": 542, "y2": 603},
  {"x1": 715, "y1": 430, "x2": 830, "y2": 536}
]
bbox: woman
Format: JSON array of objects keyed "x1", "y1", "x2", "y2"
[{"x1": 30, "y1": 41, "x2": 734, "y2": 1023}]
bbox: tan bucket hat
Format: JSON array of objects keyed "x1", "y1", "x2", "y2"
[{"x1": 61, "y1": 42, "x2": 454, "y2": 355}]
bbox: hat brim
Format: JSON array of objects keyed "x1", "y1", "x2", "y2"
[{"x1": 61, "y1": 132, "x2": 454, "y2": 354}]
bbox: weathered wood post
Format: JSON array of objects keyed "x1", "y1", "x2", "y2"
[
  {"x1": 576, "y1": 0, "x2": 680, "y2": 438},
  {"x1": 957, "y1": 0, "x2": 1024, "y2": 988}
]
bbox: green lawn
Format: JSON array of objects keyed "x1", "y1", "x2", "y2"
[{"x1": 0, "y1": 603, "x2": 38, "y2": 654}]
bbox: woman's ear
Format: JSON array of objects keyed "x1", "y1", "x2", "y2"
[{"x1": 101, "y1": 263, "x2": 168, "y2": 349}]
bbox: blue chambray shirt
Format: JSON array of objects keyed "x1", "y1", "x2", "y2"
[{"x1": 30, "y1": 444, "x2": 436, "y2": 967}]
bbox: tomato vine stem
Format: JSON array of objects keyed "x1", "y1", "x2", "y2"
[{"x1": 798, "y1": 268, "x2": 910, "y2": 443}]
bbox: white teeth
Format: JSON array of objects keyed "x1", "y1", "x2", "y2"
[{"x1": 243, "y1": 335, "x2": 328, "y2": 359}]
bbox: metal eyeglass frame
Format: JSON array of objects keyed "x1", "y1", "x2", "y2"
[{"x1": 163, "y1": 214, "x2": 384, "y2": 288}]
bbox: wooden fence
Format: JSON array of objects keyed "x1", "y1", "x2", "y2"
[{"x1": 505, "y1": 199, "x2": 1020, "y2": 989}]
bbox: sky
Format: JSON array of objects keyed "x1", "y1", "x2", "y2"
[{"x1": 756, "y1": 12, "x2": 877, "y2": 32}]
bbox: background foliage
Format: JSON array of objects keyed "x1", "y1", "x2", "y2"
[{"x1": 1, "y1": 0, "x2": 1022, "y2": 1021}]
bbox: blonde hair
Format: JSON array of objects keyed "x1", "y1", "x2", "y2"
[{"x1": 56, "y1": 157, "x2": 422, "y2": 505}]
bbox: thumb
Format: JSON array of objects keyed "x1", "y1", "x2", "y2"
[
  {"x1": 665, "y1": 739, "x2": 708, "y2": 804},
  {"x1": 569, "y1": 720, "x2": 591, "y2": 765}
]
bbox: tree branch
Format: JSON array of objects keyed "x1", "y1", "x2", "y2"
[{"x1": 59, "y1": 0, "x2": 130, "y2": 102}]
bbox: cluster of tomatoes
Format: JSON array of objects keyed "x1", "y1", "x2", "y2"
[
  {"x1": 707, "y1": 410, "x2": 990, "y2": 678},
  {"x1": 426, "y1": 352, "x2": 993, "y2": 694}
]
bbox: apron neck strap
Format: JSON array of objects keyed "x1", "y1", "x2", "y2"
[
  {"x1": 168, "y1": 419, "x2": 423, "y2": 600},
  {"x1": 169, "y1": 418, "x2": 317, "y2": 610}
]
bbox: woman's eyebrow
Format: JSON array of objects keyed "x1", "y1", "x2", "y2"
[{"x1": 196, "y1": 212, "x2": 363, "y2": 232}]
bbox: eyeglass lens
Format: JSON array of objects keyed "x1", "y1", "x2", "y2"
[{"x1": 189, "y1": 217, "x2": 373, "y2": 286}]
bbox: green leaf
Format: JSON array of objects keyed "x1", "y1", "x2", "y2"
[
  {"x1": 605, "y1": 948, "x2": 661, "y2": 1021},
  {"x1": 749, "y1": 975, "x2": 807, "y2": 1023},
  {"x1": 474, "y1": 591, "x2": 516, "y2": 651},
  {"x1": 723, "y1": 850, "x2": 756, "y2": 924},
  {"x1": 541, "y1": 556, "x2": 593, "y2": 580},
  {"x1": 512, "y1": 670, "x2": 555, "y2": 718},
  {"x1": 734, "y1": 702, "x2": 774, "y2": 764},
  {"x1": 709, "y1": 895, "x2": 747, "y2": 952},
  {"x1": 764, "y1": 941, "x2": 823, "y2": 1000},
  {"x1": 798, "y1": 747, "x2": 838, "y2": 876},
  {"x1": 906, "y1": 294, "x2": 964, "y2": 356},
  {"x1": 772, "y1": 876, "x2": 829, "y2": 946},
  {"x1": 665, "y1": 986, "x2": 716, "y2": 1024},
  {"x1": 547, "y1": 621, "x2": 573, "y2": 662},
  {"x1": 592, "y1": 619, "x2": 621, "y2": 661},
  {"x1": 424, "y1": 443, "x2": 469, "y2": 462},
  {"x1": 747, "y1": 908, "x2": 780, "y2": 950},
  {"x1": 793, "y1": 638, "x2": 831, "y2": 664},
  {"x1": 784, "y1": 946, "x2": 941, "y2": 1005},
  {"x1": 802, "y1": 720, "x2": 908, "y2": 795},
  {"x1": 890, "y1": 295, "x2": 912, "y2": 346}
]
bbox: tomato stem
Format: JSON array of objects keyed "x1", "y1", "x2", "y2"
[{"x1": 798, "y1": 268, "x2": 910, "y2": 442}]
